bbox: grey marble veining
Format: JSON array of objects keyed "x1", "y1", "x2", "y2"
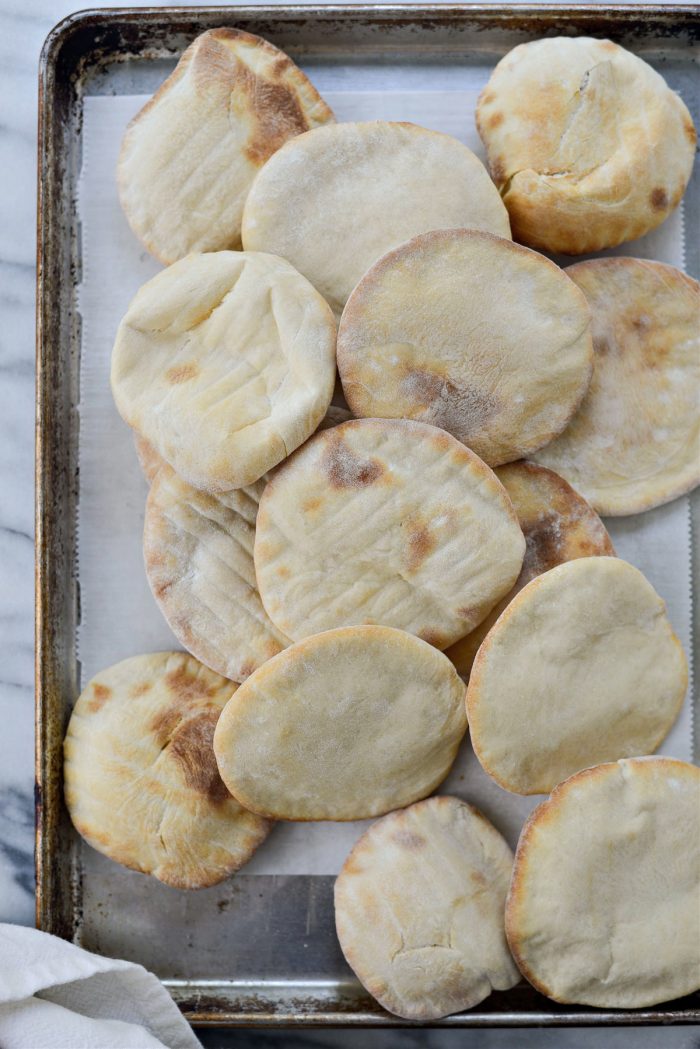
[{"x1": 0, "y1": 1, "x2": 697, "y2": 1046}]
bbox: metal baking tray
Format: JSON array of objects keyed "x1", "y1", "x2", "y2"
[{"x1": 36, "y1": 4, "x2": 700, "y2": 1028}]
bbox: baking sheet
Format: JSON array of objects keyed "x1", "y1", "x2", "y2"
[{"x1": 77, "y1": 82, "x2": 693, "y2": 878}]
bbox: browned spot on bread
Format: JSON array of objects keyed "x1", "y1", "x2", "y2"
[
  {"x1": 393, "y1": 829, "x2": 426, "y2": 849},
  {"x1": 491, "y1": 158, "x2": 506, "y2": 185},
  {"x1": 276, "y1": 565, "x2": 290, "y2": 579},
  {"x1": 170, "y1": 711, "x2": 230, "y2": 803},
  {"x1": 239, "y1": 662, "x2": 256, "y2": 680},
  {"x1": 165, "y1": 363, "x2": 199, "y2": 384},
  {"x1": 650, "y1": 187, "x2": 668, "y2": 211},
  {"x1": 323, "y1": 432, "x2": 385, "y2": 489},
  {"x1": 235, "y1": 64, "x2": 312, "y2": 166},
  {"x1": 130, "y1": 681, "x2": 152, "y2": 698},
  {"x1": 631, "y1": 315, "x2": 652, "y2": 334},
  {"x1": 88, "y1": 683, "x2": 112, "y2": 712},
  {"x1": 303, "y1": 496, "x2": 322, "y2": 514},
  {"x1": 456, "y1": 606, "x2": 474, "y2": 620},
  {"x1": 401, "y1": 368, "x2": 497, "y2": 441},
  {"x1": 521, "y1": 510, "x2": 566, "y2": 578},
  {"x1": 165, "y1": 661, "x2": 218, "y2": 702},
  {"x1": 480, "y1": 89, "x2": 495, "y2": 106},
  {"x1": 403, "y1": 517, "x2": 436, "y2": 573},
  {"x1": 470, "y1": 870, "x2": 487, "y2": 888},
  {"x1": 488, "y1": 112, "x2": 504, "y2": 129},
  {"x1": 684, "y1": 119, "x2": 697, "y2": 145},
  {"x1": 419, "y1": 628, "x2": 448, "y2": 648}
]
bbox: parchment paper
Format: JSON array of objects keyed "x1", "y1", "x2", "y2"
[{"x1": 77, "y1": 82, "x2": 693, "y2": 875}]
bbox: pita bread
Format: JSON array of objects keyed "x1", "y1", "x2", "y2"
[
  {"x1": 144, "y1": 464, "x2": 288, "y2": 683},
  {"x1": 477, "y1": 37, "x2": 696, "y2": 254},
  {"x1": 242, "y1": 121, "x2": 511, "y2": 314},
  {"x1": 534, "y1": 258, "x2": 700, "y2": 515},
  {"x1": 213, "y1": 626, "x2": 467, "y2": 821},
  {"x1": 447, "y1": 461, "x2": 614, "y2": 679},
  {"x1": 118, "y1": 28, "x2": 333, "y2": 264},
  {"x1": 337, "y1": 229, "x2": 593, "y2": 466},
  {"x1": 64, "y1": 652, "x2": 270, "y2": 889},
  {"x1": 111, "y1": 251, "x2": 336, "y2": 492},
  {"x1": 335, "y1": 796, "x2": 520, "y2": 1020},
  {"x1": 467, "y1": 557, "x2": 687, "y2": 795},
  {"x1": 506, "y1": 757, "x2": 700, "y2": 1007},
  {"x1": 254, "y1": 418, "x2": 525, "y2": 648}
]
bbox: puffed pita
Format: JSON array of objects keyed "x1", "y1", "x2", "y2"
[
  {"x1": 111, "y1": 251, "x2": 336, "y2": 492},
  {"x1": 477, "y1": 37, "x2": 696, "y2": 254},
  {"x1": 534, "y1": 258, "x2": 700, "y2": 515},
  {"x1": 213, "y1": 626, "x2": 467, "y2": 821},
  {"x1": 447, "y1": 461, "x2": 614, "y2": 679},
  {"x1": 118, "y1": 28, "x2": 333, "y2": 264},
  {"x1": 467, "y1": 557, "x2": 687, "y2": 795},
  {"x1": 506, "y1": 758, "x2": 700, "y2": 1007},
  {"x1": 144, "y1": 465, "x2": 288, "y2": 682},
  {"x1": 335, "y1": 796, "x2": 520, "y2": 1020},
  {"x1": 337, "y1": 229, "x2": 593, "y2": 466},
  {"x1": 242, "y1": 121, "x2": 511, "y2": 314},
  {"x1": 254, "y1": 418, "x2": 525, "y2": 648},
  {"x1": 64, "y1": 652, "x2": 270, "y2": 888}
]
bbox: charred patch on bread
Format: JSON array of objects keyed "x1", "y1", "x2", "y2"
[
  {"x1": 393, "y1": 829, "x2": 426, "y2": 849},
  {"x1": 401, "y1": 368, "x2": 497, "y2": 442},
  {"x1": 323, "y1": 432, "x2": 385, "y2": 489},
  {"x1": 165, "y1": 362, "x2": 199, "y2": 384},
  {"x1": 650, "y1": 187, "x2": 668, "y2": 211},
  {"x1": 403, "y1": 517, "x2": 436, "y2": 573},
  {"x1": 88, "y1": 682, "x2": 112, "y2": 712},
  {"x1": 234, "y1": 64, "x2": 311, "y2": 166},
  {"x1": 165, "y1": 661, "x2": 218, "y2": 702},
  {"x1": 170, "y1": 712, "x2": 230, "y2": 803},
  {"x1": 488, "y1": 111, "x2": 504, "y2": 129},
  {"x1": 130, "y1": 681, "x2": 153, "y2": 698}
]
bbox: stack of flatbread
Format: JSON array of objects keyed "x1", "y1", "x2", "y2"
[{"x1": 64, "y1": 27, "x2": 700, "y2": 1020}]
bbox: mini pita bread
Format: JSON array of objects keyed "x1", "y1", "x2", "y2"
[
  {"x1": 506, "y1": 758, "x2": 700, "y2": 1007},
  {"x1": 477, "y1": 37, "x2": 696, "y2": 254},
  {"x1": 213, "y1": 626, "x2": 467, "y2": 821},
  {"x1": 118, "y1": 28, "x2": 333, "y2": 264},
  {"x1": 111, "y1": 251, "x2": 336, "y2": 492},
  {"x1": 335, "y1": 796, "x2": 520, "y2": 1020},
  {"x1": 242, "y1": 121, "x2": 511, "y2": 314},
  {"x1": 337, "y1": 229, "x2": 593, "y2": 466},
  {"x1": 64, "y1": 652, "x2": 270, "y2": 888},
  {"x1": 144, "y1": 465, "x2": 288, "y2": 683},
  {"x1": 467, "y1": 557, "x2": 687, "y2": 795},
  {"x1": 254, "y1": 418, "x2": 525, "y2": 648},
  {"x1": 447, "y1": 461, "x2": 614, "y2": 679},
  {"x1": 534, "y1": 258, "x2": 700, "y2": 515}
]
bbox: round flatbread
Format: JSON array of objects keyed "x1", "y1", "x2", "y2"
[
  {"x1": 337, "y1": 229, "x2": 593, "y2": 466},
  {"x1": 335, "y1": 796, "x2": 520, "y2": 1020},
  {"x1": 254, "y1": 418, "x2": 525, "y2": 648},
  {"x1": 477, "y1": 37, "x2": 696, "y2": 254},
  {"x1": 111, "y1": 251, "x2": 336, "y2": 492},
  {"x1": 118, "y1": 28, "x2": 333, "y2": 264},
  {"x1": 534, "y1": 258, "x2": 700, "y2": 515},
  {"x1": 467, "y1": 557, "x2": 687, "y2": 795},
  {"x1": 144, "y1": 465, "x2": 288, "y2": 683},
  {"x1": 64, "y1": 652, "x2": 270, "y2": 888},
  {"x1": 447, "y1": 462, "x2": 614, "y2": 679},
  {"x1": 506, "y1": 757, "x2": 700, "y2": 1007},
  {"x1": 213, "y1": 626, "x2": 467, "y2": 821},
  {"x1": 242, "y1": 120, "x2": 511, "y2": 314}
]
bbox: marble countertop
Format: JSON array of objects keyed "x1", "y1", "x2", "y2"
[{"x1": 1, "y1": 1, "x2": 697, "y2": 1045}]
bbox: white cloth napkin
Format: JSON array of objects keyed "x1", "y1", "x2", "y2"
[{"x1": 0, "y1": 924, "x2": 201, "y2": 1049}]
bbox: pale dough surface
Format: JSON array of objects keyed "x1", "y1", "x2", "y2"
[
  {"x1": 506, "y1": 758, "x2": 700, "y2": 1007},
  {"x1": 337, "y1": 229, "x2": 593, "y2": 466},
  {"x1": 447, "y1": 461, "x2": 614, "y2": 679},
  {"x1": 213, "y1": 626, "x2": 467, "y2": 821},
  {"x1": 242, "y1": 120, "x2": 511, "y2": 314},
  {"x1": 64, "y1": 652, "x2": 270, "y2": 889},
  {"x1": 118, "y1": 27, "x2": 333, "y2": 264},
  {"x1": 254, "y1": 418, "x2": 526, "y2": 649},
  {"x1": 335, "y1": 796, "x2": 519, "y2": 1020},
  {"x1": 111, "y1": 251, "x2": 337, "y2": 492},
  {"x1": 466, "y1": 557, "x2": 687, "y2": 795},
  {"x1": 477, "y1": 37, "x2": 696, "y2": 254},
  {"x1": 534, "y1": 258, "x2": 700, "y2": 515}
]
